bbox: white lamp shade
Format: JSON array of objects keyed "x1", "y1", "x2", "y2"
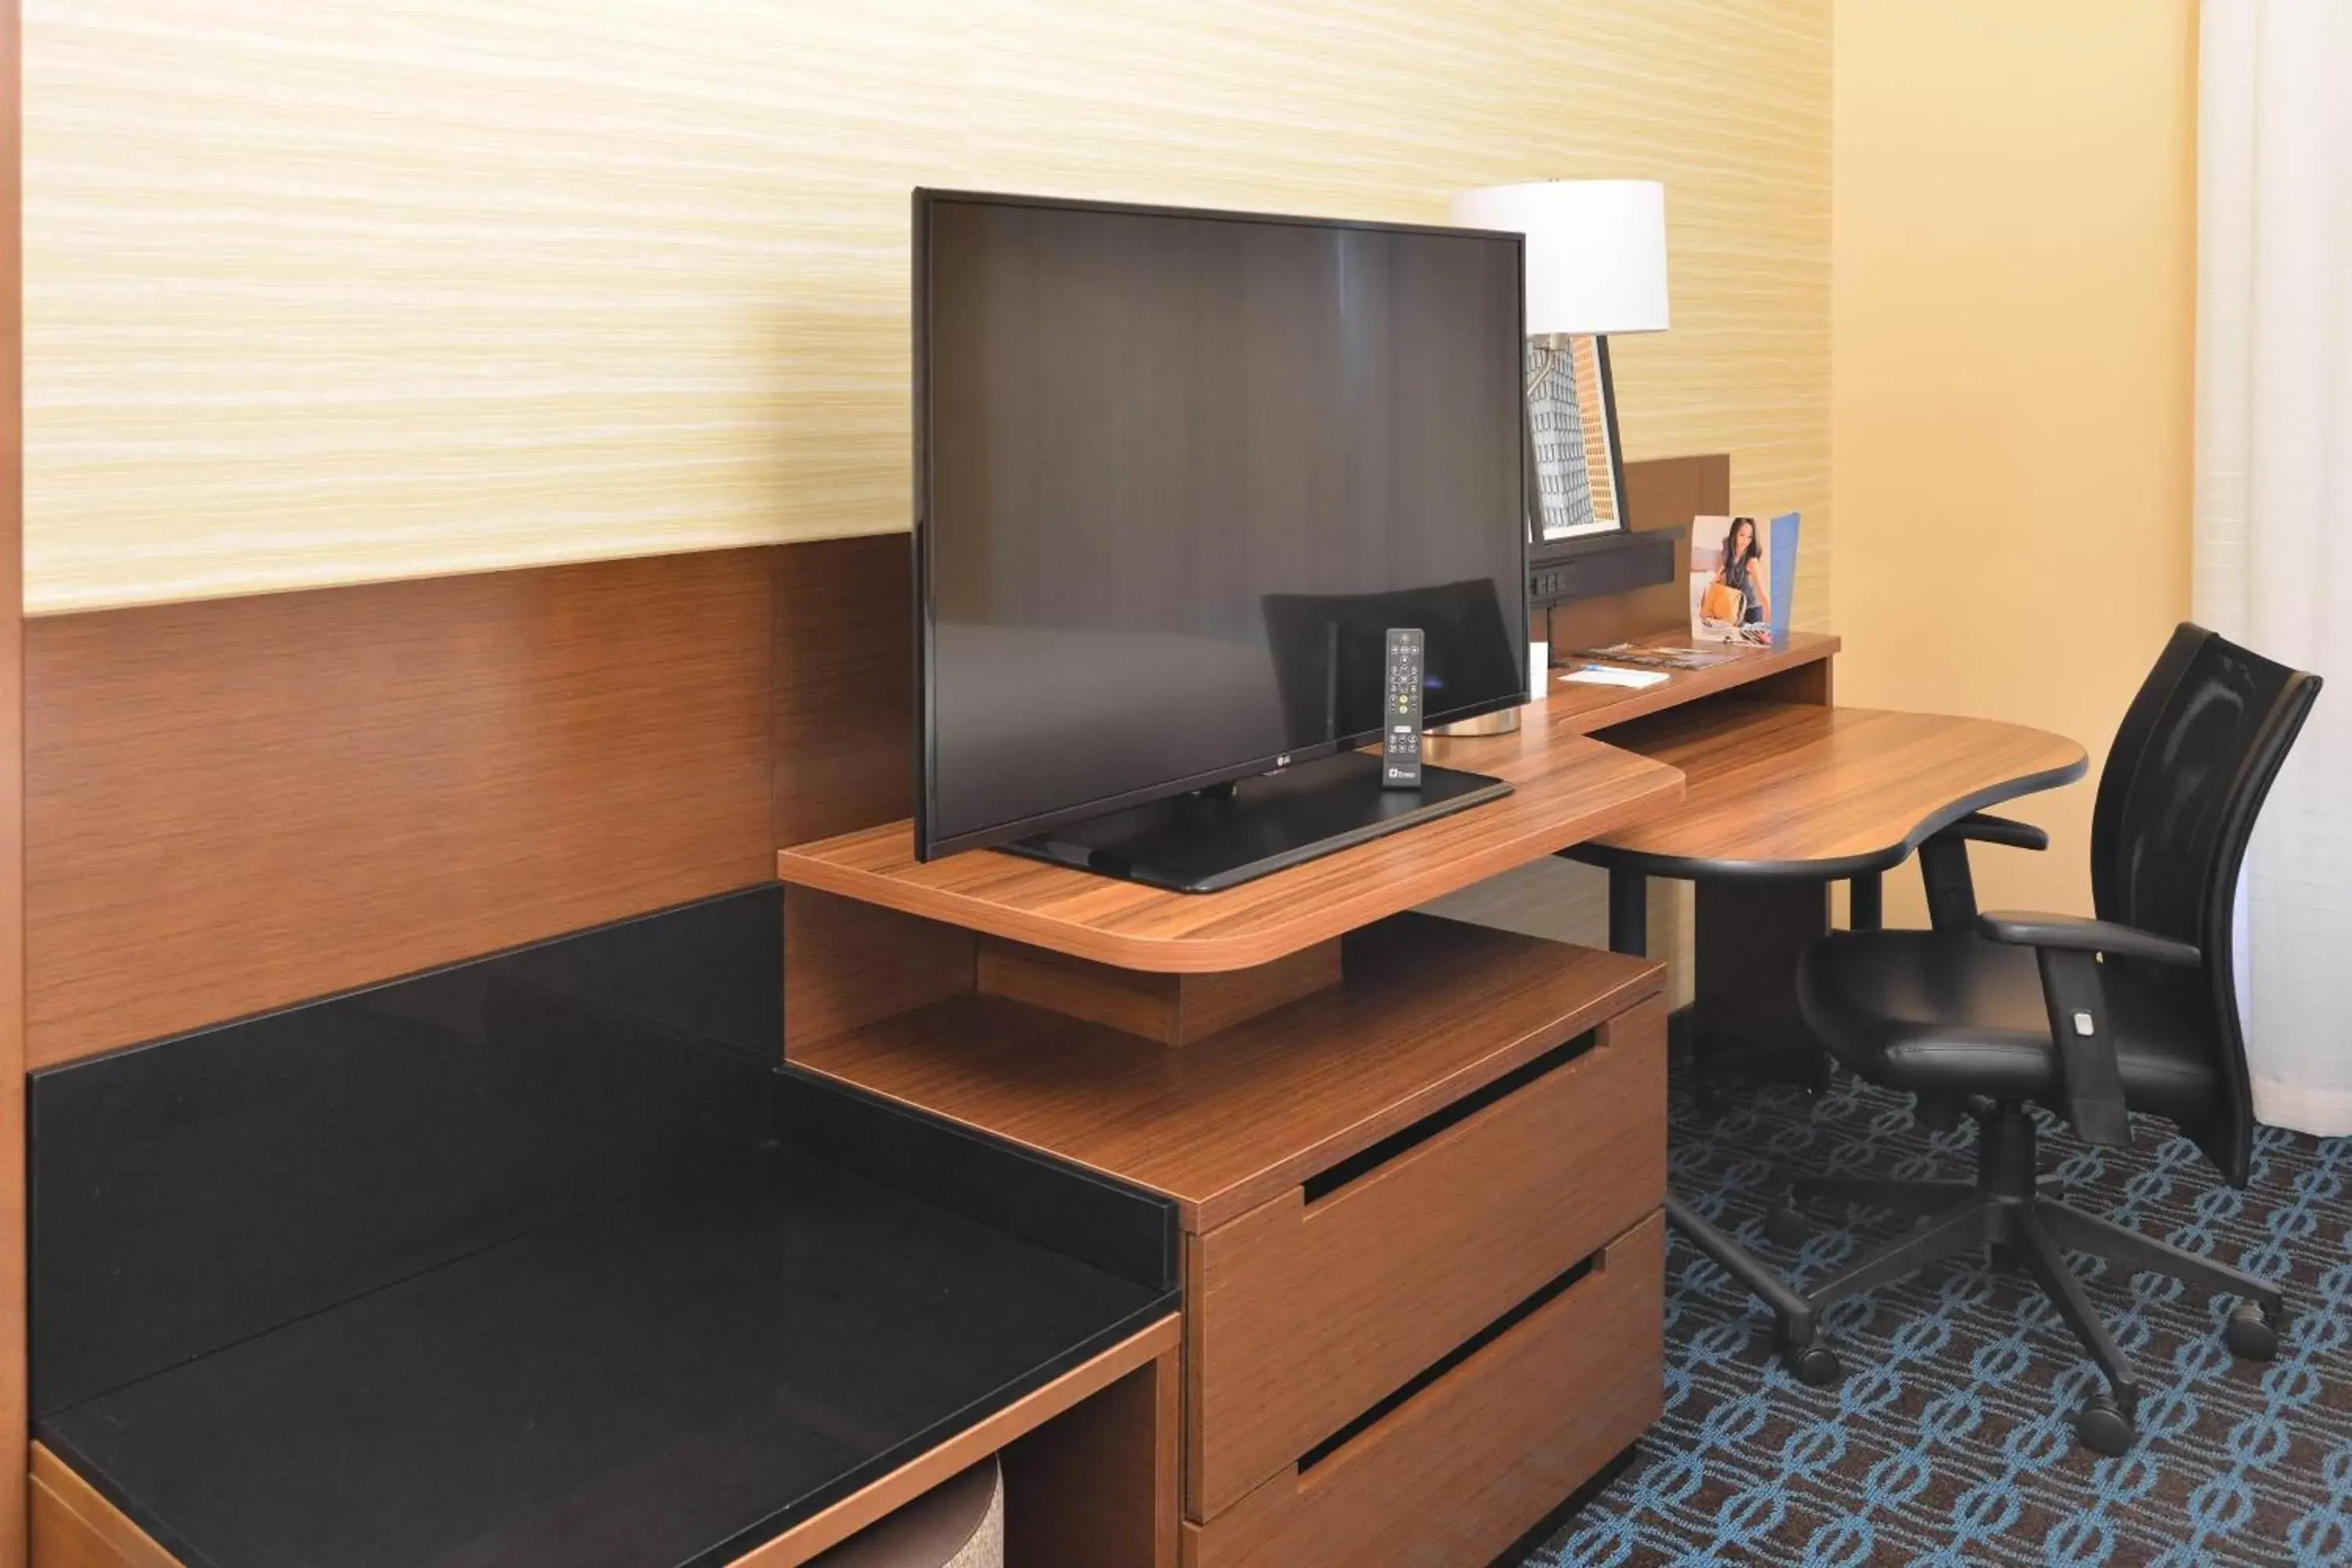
[{"x1": 1450, "y1": 180, "x2": 1670, "y2": 336}]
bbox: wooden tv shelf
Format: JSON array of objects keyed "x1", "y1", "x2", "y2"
[
  {"x1": 792, "y1": 914, "x2": 1661, "y2": 1231},
  {"x1": 776, "y1": 733, "x2": 1681, "y2": 974},
  {"x1": 772, "y1": 629, "x2": 1835, "y2": 978}
]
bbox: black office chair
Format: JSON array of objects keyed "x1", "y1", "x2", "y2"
[{"x1": 1769, "y1": 624, "x2": 2321, "y2": 1454}]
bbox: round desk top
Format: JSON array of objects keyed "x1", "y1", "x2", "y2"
[{"x1": 1570, "y1": 702, "x2": 2089, "y2": 880}]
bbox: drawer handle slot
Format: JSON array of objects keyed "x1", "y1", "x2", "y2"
[
  {"x1": 1295, "y1": 1246, "x2": 1602, "y2": 1475},
  {"x1": 1301, "y1": 1028, "x2": 1597, "y2": 1206}
]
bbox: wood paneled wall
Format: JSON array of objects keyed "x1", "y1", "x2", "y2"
[
  {"x1": 20, "y1": 461, "x2": 1777, "y2": 1073},
  {"x1": 19, "y1": 532, "x2": 917, "y2": 1069},
  {"x1": 21, "y1": 1, "x2": 1831, "y2": 615},
  {"x1": 22, "y1": 550, "x2": 776, "y2": 1065},
  {"x1": 772, "y1": 535, "x2": 912, "y2": 848}
]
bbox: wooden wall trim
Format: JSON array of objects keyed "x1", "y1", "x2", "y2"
[
  {"x1": 723, "y1": 1316, "x2": 1179, "y2": 1568},
  {"x1": 5, "y1": 0, "x2": 30, "y2": 1554},
  {"x1": 28, "y1": 1446, "x2": 177, "y2": 1568},
  {"x1": 25, "y1": 1334, "x2": 1179, "y2": 1568},
  {"x1": 23, "y1": 549, "x2": 775, "y2": 1066}
]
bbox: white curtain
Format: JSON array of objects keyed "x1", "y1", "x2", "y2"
[{"x1": 2195, "y1": 0, "x2": 2352, "y2": 1134}]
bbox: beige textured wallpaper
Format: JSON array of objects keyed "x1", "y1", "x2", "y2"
[{"x1": 24, "y1": 0, "x2": 1830, "y2": 615}]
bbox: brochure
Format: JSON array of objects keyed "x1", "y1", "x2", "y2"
[
  {"x1": 1568, "y1": 641, "x2": 1742, "y2": 672},
  {"x1": 1690, "y1": 513, "x2": 1800, "y2": 644}
]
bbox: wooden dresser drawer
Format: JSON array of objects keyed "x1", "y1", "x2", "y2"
[
  {"x1": 1185, "y1": 997, "x2": 1664, "y2": 1520},
  {"x1": 1182, "y1": 1210, "x2": 1664, "y2": 1568}
]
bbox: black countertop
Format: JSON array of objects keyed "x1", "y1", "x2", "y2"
[
  {"x1": 41, "y1": 1144, "x2": 1175, "y2": 1568},
  {"x1": 30, "y1": 889, "x2": 1179, "y2": 1568}
]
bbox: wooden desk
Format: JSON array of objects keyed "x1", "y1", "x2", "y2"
[
  {"x1": 1544, "y1": 686, "x2": 2089, "y2": 1381},
  {"x1": 779, "y1": 611, "x2": 2072, "y2": 1557},
  {"x1": 1566, "y1": 697, "x2": 2086, "y2": 1091},
  {"x1": 779, "y1": 630, "x2": 1840, "y2": 980},
  {"x1": 779, "y1": 733, "x2": 1680, "y2": 974},
  {"x1": 779, "y1": 708, "x2": 1686, "y2": 1563},
  {"x1": 1579, "y1": 702, "x2": 2089, "y2": 879}
]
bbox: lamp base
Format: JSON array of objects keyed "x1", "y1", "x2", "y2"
[{"x1": 1428, "y1": 708, "x2": 1522, "y2": 738}]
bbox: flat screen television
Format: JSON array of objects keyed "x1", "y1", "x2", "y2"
[{"x1": 914, "y1": 190, "x2": 1529, "y2": 889}]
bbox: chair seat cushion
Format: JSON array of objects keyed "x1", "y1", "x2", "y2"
[{"x1": 1798, "y1": 928, "x2": 2215, "y2": 1123}]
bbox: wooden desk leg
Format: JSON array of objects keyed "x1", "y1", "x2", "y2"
[{"x1": 1692, "y1": 879, "x2": 1831, "y2": 1091}]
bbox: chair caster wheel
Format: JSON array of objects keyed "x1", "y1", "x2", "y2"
[
  {"x1": 2074, "y1": 1396, "x2": 2136, "y2": 1457},
  {"x1": 2223, "y1": 1300, "x2": 2282, "y2": 1362},
  {"x1": 1780, "y1": 1339, "x2": 1842, "y2": 1387}
]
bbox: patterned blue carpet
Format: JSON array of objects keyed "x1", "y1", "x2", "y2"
[{"x1": 1522, "y1": 1062, "x2": 2352, "y2": 1567}]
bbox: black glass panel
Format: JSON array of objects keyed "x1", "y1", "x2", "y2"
[
  {"x1": 29, "y1": 886, "x2": 782, "y2": 1414},
  {"x1": 42, "y1": 1149, "x2": 1173, "y2": 1568}
]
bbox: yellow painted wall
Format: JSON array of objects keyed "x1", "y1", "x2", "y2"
[
  {"x1": 1829, "y1": 0, "x2": 2199, "y2": 920},
  {"x1": 24, "y1": 0, "x2": 1829, "y2": 614}
]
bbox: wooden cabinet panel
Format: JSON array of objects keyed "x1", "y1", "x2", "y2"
[
  {"x1": 1182, "y1": 1211, "x2": 1664, "y2": 1568},
  {"x1": 975, "y1": 938, "x2": 1341, "y2": 1047},
  {"x1": 1185, "y1": 999, "x2": 1664, "y2": 1519},
  {"x1": 1002, "y1": 1351, "x2": 1181, "y2": 1568}
]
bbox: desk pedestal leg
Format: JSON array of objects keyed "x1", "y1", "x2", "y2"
[
  {"x1": 1607, "y1": 866, "x2": 1647, "y2": 957},
  {"x1": 1693, "y1": 879, "x2": 1832, "y2": 1091},
  {"x1": 1850, "y1": 871, "x2": 1883, "y2": 933},
  {"x1": 1602, "y1": 877, "x2": 1837, "y2": 1385}
]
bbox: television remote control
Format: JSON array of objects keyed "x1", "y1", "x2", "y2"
[{"x1": 1382, "y1": 627, "x2": 1425, "y2": 789}]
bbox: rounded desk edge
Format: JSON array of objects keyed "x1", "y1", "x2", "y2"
[
  {"x1": 775, "y1": 753, "x2": 1688, "y2": 974},
  {"x1": 1563, "y1": 747, "x2": 2090, "y2": 882}
]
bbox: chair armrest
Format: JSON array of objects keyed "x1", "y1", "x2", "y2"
[
  {"x1": 1970, "y1": 909, "x2": 2189, "y2": 1149},
  {"x1": 1917, "y1": 815, "x2": 2047, "y2": 931},
  {"x1": 1976, "y1": 911, "x2": 2201, "y2": 967},
  {"x1": 1932, "y1": 811, "x2": 2049, "y2": 853}
]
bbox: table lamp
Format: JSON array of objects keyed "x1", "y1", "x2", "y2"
[{"x1": 1450, "y1": 180, "x2": 1670, "y2": 542}]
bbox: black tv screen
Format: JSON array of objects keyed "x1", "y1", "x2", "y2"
[{"x1": 915, "y1": 191, "x2": 1528, "y2": 860}]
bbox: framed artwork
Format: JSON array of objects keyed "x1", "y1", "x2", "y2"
[{"x1": 1523, "y1": 335, "x2": 1627, "y2": 542}]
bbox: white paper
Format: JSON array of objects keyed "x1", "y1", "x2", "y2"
[{"x1": 1558, "y1": 663, "x2": 1669, "y2": 689}]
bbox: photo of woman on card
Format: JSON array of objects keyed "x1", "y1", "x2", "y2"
[
  {"x1": 1711, "y1": 517, "x2": 1769, "y2": 627},
  {"x1": 1690, "y1": 514, "x2": 1773, "y2": 643}
]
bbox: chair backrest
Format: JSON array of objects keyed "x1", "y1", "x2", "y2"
[{"x1": 2090, "y1": 622, "x2": 2322, "y2": 1181}]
